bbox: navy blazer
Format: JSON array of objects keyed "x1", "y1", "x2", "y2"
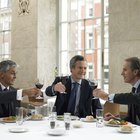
[
  {"x1": 0, "y1": 86, "x2": 20, "y2": 117},
  {"x1": 114, "y1": 84, "x2": 140, "y2": 125},
  {"x1": 45, "y1": 76, "x2": 102, "y2": 118}
]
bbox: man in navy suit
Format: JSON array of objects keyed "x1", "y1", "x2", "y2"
[
  {"x1": 0, "y1": 60, "x2": 41, "y2": 117},
  {"x1": 93, "y1": 57, "x2": 140, "y2": 125},
  {"x1": 45, "y1": 55, "x2": 102, "y2": 118}
]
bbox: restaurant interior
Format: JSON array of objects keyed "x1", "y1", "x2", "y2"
[{"x1": 0, "y1": 0, "x2": 140, "y2": 139}]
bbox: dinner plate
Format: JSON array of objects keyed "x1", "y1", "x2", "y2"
[
  {"x1": 80, "y1": 118, "x2": 96, "y2": 122},
  {"x1": 47, "y1": 129, "x2": 66, "y2": 136},
  {"x1": 9, "y1": 127, "x2": 28, "y2": 133}
]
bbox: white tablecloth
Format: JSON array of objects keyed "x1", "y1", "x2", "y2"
[{"x1": 0, "y1": 118, "x2": 139, "y2": 140}]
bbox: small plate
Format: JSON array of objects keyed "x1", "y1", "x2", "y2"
[
  {"x1": 80, "y1": 118, "x2": 96, "y2": 122},
  {"x1": 9, "y1": 127, "x2": 28, "y2": 133},
  {"x1": 117, "y1": 127, "x2": 136, "y2": 133},
  {"x1": 47, "y1": 129, "x2": 66, "y2": 136}
]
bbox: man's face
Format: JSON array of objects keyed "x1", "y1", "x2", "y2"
[
  {"x1": 0, "y1": 67, "x2": 17, "y2": 86},
  {"x1": 121, "y1": 61, "x2": 137, "y2": 84},
  {"x1": 71, "y1": 60, "x2": 87, "y2": 81}
]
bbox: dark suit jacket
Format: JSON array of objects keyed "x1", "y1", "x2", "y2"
[
  {"x1": 0, "y1": 86, "x2": 20, "y2": 117},
  {"x1": 45, "y1": 76, "x2": 102, "y2": 118},
  {"x1": 113, "y1": 84, "x2": 140, "y2": 124}
]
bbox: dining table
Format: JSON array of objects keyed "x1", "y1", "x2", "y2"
[{"x1": 0, "y1": 117, "x2": 139, "y2": 140}]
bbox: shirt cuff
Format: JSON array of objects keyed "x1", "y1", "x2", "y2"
[
  {"x1": 17, "y1": 89, "x2": 23, "y2": 100},
  {"x1": 108, "y1": 94, "x2": 115, "y2": 103},
  {"x1": 52, "y1": 86, "x2": 56, "y2": 96}
]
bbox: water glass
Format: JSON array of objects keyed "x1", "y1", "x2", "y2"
[
  {"x1": 49, "y1": 112, "x2": 57, "y2": 129},
  {"x1": 16, "y1": 107, "x2": 24, "y2": 126},
  {"x1": 64, "y1": 113, "x2": 71, "y2": 130},
  {"x1": 96, "y1": 109, "x2": 104, "y2": 128}
]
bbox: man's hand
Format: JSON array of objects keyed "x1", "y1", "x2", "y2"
[
  {"x1": 92, "y1": 88, "x2": 108, "y2": 100},
  {"x1": 104, "y1": 112, "x2": 114, "y2": 121},
  {"x1": 22, "y1": 88, "x2": 42, "y2": 97},
  {"x1": 53, "y1": 82, "x2": 66, "y2": 93}
]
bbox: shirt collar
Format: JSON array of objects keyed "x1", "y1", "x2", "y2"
[
  {"x1": 133, "y1": 79, "x2": 140, "y2": 89},
  {"x1": 0, "y1": 83, "x2": 9, "y2": 90},
  {"x1": 70, "y1": 76, "x2": 82, "y2": 85}
]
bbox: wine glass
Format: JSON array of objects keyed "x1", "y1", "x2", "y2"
[
  {"x1": 35, "y1": 78, "x2": 44, "y2": 89},
  {"x1": 59, "y1": 75, "x2": 69, "y2": 94},
  {"x1": 89, "y1": 79, "x2": 98, "y2": 90},
  {"x1": 34, "y1": 78, "x2": 44, "y2": 101},
  {"x1": 89, "y1": 79, "x2": 98, "y2": 99}
]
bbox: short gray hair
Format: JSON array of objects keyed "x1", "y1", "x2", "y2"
[
  {"x1": 125, "y1": 57, "x2": 140, "y2": 77},
  {"x1": 70, "y1": 55, "x2": 86, "y2": 69},
  {"x1": 0, "y1": 60, "x2": 17, "y2": 72}
]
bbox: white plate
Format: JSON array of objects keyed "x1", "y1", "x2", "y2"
[
  {"x1": 9, "y1": 127, "x2": 28, "y2": 133},
  {"x1": 117, "y1": 127, "x2": 136, "y2": 133},
  {"x1": 47, "y1": 129, "x2": 66, "y2": 136},
  {"x1": 80, "y1": 118, "x2": 96, "y2": 122}
]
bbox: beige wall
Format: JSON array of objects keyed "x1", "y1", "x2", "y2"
[
  {"x1": 109, "y1": 0, "x2": 140, "y2": 112},
  {"x1": 11, "y1": 0, "x2": 57, "y2": 89}
]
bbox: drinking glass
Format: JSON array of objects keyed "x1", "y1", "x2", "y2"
[
  {"x1": 35, "y1": 77, "x2": 44, "y2": 89},
  {"x1": 64, "y1": 113, "x2": 71, "y2": 130},
  {"x1": 59, "y1": 76, "x2": 69, "y2": 94},
  {"x1": 16, "y1": 107, "x2": 24, "y2": 126},
  {"x1": 49, "y1": 112, "x2": 57, "y2": 129},
  {"x1": 89, "y1": 79, "x2": 98, "y2": 90},
  {"x1": 96, "y1": 109, "x2": 104, "y2": 128},
  {"x1": 34, "y1": 78, "x2": 44, "y2": 101}
]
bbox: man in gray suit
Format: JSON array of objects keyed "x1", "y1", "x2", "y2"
[
  {"x1": 93, "y1": 57, "x2": 140, "y2": 125},
  {"x1": 0, "y1": 60, "x2": 41, "y2": 117}
]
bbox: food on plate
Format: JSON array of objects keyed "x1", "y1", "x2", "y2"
[
  {"x1": 85, "y1": 115, "x2": 94, "y2": 121},
  {"x1": 120, "y1": 125, "x2": 133, "y2": 132},
  {"x1": 108, "y1": 119, "x2": 128, "y2": 125},
  {"x1": 73, "y1": 123, "x2": 82, "y2": 128},
  {"x1": 31, "y1": 114, "x2": 43, "y2": 120},
  {"x1": 3, "y1": 116, "x2": 16, "y2": 121}
]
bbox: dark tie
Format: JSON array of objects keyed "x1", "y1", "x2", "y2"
[
  {"x1": 67, "y1": 82, "x2": 79, "y2": 114},
  {"x1": 131, "y1": 87, "x2": 136, "y2": 94}
]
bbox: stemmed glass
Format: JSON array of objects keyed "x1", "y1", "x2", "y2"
[
  {"x1": 89, "y1": 79, "x2": 98, "y2": 99},
  {"x1": 59, "y1": 75, "x2": 69, "y2": 94},
  {"x1": 34, "y1": 78, "x2": 44, "y2": 101},
  {"x1": 35, "y1": 78, "x2": 44, "y2": 89}
]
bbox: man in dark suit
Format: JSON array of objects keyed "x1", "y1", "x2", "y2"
[
  {"x1": 93, "y1": 57, "x2": 140, "y2": 125},
  {"x1": 0, "y1": 60, "x2": 41, "y2": 117},
  {"x1": 45, "y1": 55, "x2": 102, "y2": 118}
]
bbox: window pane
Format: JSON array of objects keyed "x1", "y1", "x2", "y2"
[{"x1": 60, "y1": 0, "x2": 68, "y2": 22}]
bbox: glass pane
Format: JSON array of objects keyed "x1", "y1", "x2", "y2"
[
  {"x1": 60, "y1": 51, "x2": 69, "y2": 75},
  {"x1": 104, "y1": 0, "x2": 109, "y2": 16},
  {"x1": 70, "y1": 0, "x2": 78, "y2": 21},
  {"x1": 61, "y1": 0, "x2": 68, "y2": 22},
  {"x1": 85, "y1": 0, "x2": 93, "y2": 18},
  {"x1": 94, "y1": 0, "x2": 101, "y2": 17},
  {"x1": 69, "y1": 22, "x2": 78, "y2": 50},
  {"x1": 77, "y1": 0, "x2": 85, "y2": 19},
  {"x1": 61, "y1": 23, "x2": 68, "y2": 50}
]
